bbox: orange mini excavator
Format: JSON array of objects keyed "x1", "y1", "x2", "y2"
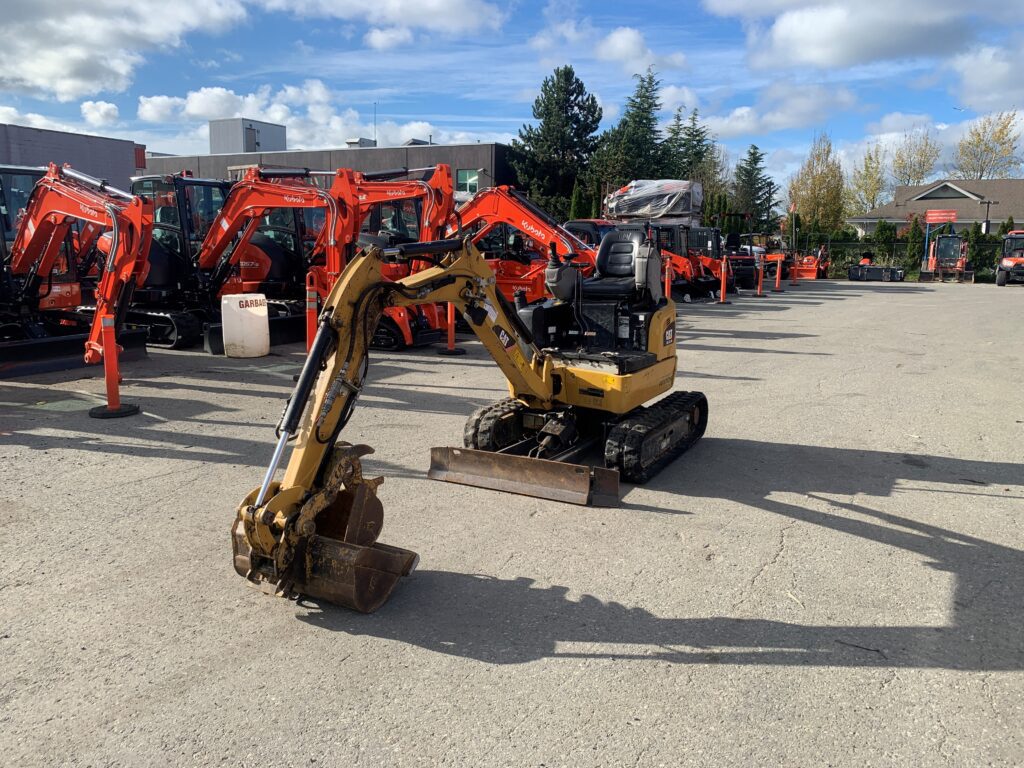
[
  {"x1": 305, "y1": 164, "x2": 455, "y2": 349},
  {"x1": 1, "y1": 163, "x2": 150, "y2": 383},
  {"x1": 451, "y1": 185, "x2": 597, "y2": 302},
  {"x1": 192, "y1": 164, "x2": 456, "y2": 351}
]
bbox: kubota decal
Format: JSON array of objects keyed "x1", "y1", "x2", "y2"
[{"x1": 519, "y1": 219, "x2": 546, "y2": 240}]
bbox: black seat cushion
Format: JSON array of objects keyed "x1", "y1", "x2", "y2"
[
  {"x1": 724, "y1": 232, "x2": 740, "y2": 251},
  {"x1": 581, "y1": 275, "x2": 636, "y2": 298},
  {"x1": 581, "y1": 230, "x2": 641, "y2": 300}
]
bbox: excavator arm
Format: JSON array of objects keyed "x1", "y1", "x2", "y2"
[
  {"x1": 195, "y1": 168, "x2": 351, "y2": 300},
  {"x1": 446, "y1": 185, "x2": 595, "y2": 302},
  {"x1": 352, "y1": 163, "x2": 455, "y2": 242},
  {"x1": 452, "y1": 185, "x2": 590, "y2": 259},
  {"x1": 7, "y1": 163, "x2": 153, "y2": 364},
  {"x1": 232, "y1": 237, "x2": 556, "y2": 612}
]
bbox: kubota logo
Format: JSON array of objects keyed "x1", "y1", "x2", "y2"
[
  {"x1": 80, "y1": 204, "x2": 100, "y2": 217},
  {"x1": 519, "y1": 219, "x2": 546, "y2": 240},
  {"x1": 386, "y1": 190, "x2": 406, "y2": 197},
  {"x1": 283, "y1": 195, "x2": 305, "y2": 203}
]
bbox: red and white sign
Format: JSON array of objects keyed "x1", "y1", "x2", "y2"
[{"x1": 925, "y1": 209, "x2": 958, "y2": 224}]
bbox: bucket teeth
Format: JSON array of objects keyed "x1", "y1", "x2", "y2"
[{"x1": 232, "y1": 443, "x2": 417, "y2": 613}]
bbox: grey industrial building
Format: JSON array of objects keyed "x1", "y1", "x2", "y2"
[
  {"x1": 0, "y1": 122, "x2": 143, "y2": 188},
  {"x1": 142, "y1": 141, "x2": 516, "y2": 197},
  {"x1": 209, "y1": 118, "x2": 287, "y2": 154}
]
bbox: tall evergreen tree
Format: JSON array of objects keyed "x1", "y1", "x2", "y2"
[
  {"x1": 619, "y1": 67, "x2": 664, "y2": 178},
  {"x1": 680, "y1": 109, "x2": 712, "y2": 177},
  {"x1": 592, "y1": 67, "x2": 664, "y2": 185},
  {"x1": 732, "y1": 145, "x2": 778, "y2": 231},
  {"x1": 510, "y1": 65, "x2": 602, "y2": 220},
  {"x1": 662, "y1": 108, "x2": 687, "y2": 178},
  {"x1": 568, "y1": 179, "x2": 584, "y2": 219}
]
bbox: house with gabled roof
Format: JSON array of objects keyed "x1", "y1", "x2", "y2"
[{"x1": 847, "y1": 179, "x2": 1024, "y2": 237}]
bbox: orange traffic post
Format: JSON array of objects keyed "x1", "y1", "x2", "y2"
[
  {"x1": 88, "y1": 315, "x2": 140, "y2": 419},
  {"x1": 751, "y1": 260, "x2": 767, "y2": 297},
  {"x1": 664, "y1": 258, "x2": 673, "y2": 298},
  {"x1": 437, "y1": 302, "x2": 465, "y2": 356},
  {"x1": 717, "y1": 254, "x2": 731, "y2": 305},
  {"x1": 772, "y1": 256, "x2": 785, "y2": 293},
  {"x1": 789, "y1": 254, "x2": 800, "y2": 286}
]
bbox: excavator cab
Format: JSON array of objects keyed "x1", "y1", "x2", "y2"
[{"x1": 131, "y1": 175, "x2": 231, "y2": 299}]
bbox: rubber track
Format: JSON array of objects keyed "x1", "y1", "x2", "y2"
[
  {"x1": 464, "y1": 397, "x2": 525, "y2": 451},
  {"x1": 141, "y1": 311, "x2": 203, "y2": 349},
  {"x1": 463, "y1": 397, "x2": 518, "y2": 449},
  {"x1": 605, "y1": 390, "x2": 709, "y2": 483}
]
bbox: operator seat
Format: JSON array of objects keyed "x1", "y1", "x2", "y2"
[
  {"x1": 580, "y1": 230, "x2": 661, "y2": 303},
  {"x1": 724, "y1": 232, "x2": 741, "y2": 252}
]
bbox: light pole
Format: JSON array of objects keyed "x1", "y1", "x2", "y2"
[{"x1": 979, "y1": 199, "x2": 1000, "y2": 235}]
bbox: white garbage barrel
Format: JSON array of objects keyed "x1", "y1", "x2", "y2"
[{"x1": 221, "y1": 293, "x2": 270, "y2": 358}]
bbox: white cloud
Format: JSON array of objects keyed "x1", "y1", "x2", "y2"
[
  {"x1": 596, "y1": 27, "x2": 686, "y2": 74},
  {"x1": 253, "y1": 0, "x2": 504, "y2": 33},
  {"x1": 949, "y1": 46, "x2": 1024, "y2": 112},
  {"x1": 80, "y1": 100, "x2": 120, "y2": 127},
  {"x1": 183, "y1": 86, "x2": 273, "y2": 120},
  {"x1": 132, "y1": 78, "x2": 506, "y2": 153},
  {"x1": 0, "y1": 1, "x2": 506, "y2": 102},
  {"x1": 662, "y1": 85, "x2": 698, "y2": 113},
  {"x1": 592, "y1": 93, "x2": 620, "y2": 123},
  {"x1": 0, "y1": 0, "x2": 246, "y2": 100},
  {"x1": 703, "y1": 1, "x2": 1007, "y2": 70},
  {"x1": 138, "y1": 95, "x2": 187, "y2": 123},
  {"x1": 704, "y1": 81, "x2": 856, "y2": 138},
  {"x1": 364, "y1": 27, "x2": 414, "y2": 50},
  {"x1": 0, "y1": 106, "x2": 75, "y2": 132},
  {"x1": 529, "y1": 0, "x2": 593, "y2": 51},
  {"x1": 0, "y1": 104, "x2": 210, "y2": 156},
  {"x1": 866, "y1": 112, "x2": 932, "y2": 136}
]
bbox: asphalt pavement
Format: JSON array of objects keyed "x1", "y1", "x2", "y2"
[{"x1": 1, "y1": 279, "x2": 1022, "y2": 767}]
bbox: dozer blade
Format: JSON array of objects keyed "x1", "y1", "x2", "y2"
[
  {"x1": 233, "y1": 445, "x2": 418, "y2": 613},
  {"x1": 428, "y1": 446, "x2": 619, "y2": 507}
]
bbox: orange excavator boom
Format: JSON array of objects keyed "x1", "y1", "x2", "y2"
[
  {"x1": 7, "y1": 162, "x2": 153, "y2": 365},
  {"x1": 449, "y1": 185, "x2": 595, "y2": 302}
]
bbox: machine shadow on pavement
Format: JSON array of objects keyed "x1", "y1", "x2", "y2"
[{"x1": 298, "y1": 437, "x2": 1023, "y2": 673}]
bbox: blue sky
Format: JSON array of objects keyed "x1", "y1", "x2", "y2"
[{"x1": 1, "y1": 0, "x2": 1021, "y2": 184}]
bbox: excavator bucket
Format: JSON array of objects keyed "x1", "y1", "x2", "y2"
[
  {"x1": 232, "y1": 445, "x2": 418, "y2": 613},
  {"x1": 428, "y1": 447, "x2": 619, "y2": 506}
]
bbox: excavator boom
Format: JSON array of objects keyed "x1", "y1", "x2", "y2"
[
  {"x1": 450, "y1": 185, "x2": 595, "y2": 301},
  {"x1": 1, "y1": 163, "x2": 152, "y2": 376}
]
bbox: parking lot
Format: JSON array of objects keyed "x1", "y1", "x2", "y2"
[{"x1": 2, "y1": 280, "x2": 1022, "y2": 766}]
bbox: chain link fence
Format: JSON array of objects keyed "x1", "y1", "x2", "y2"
[{"x1": 823, "y1": 241, "x2": 1003, "y2": 281}]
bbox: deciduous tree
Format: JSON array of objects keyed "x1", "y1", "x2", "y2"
[
  {"x1": 846, "y1": 143, "x2": 887, "y2": 215},
  {"x1": 951, "y1": 111, "x2": 1023, "y2": 180},
  {"x1": 788, "y1": 133, "x2": 845, "y2": 233},
  {"x1": 891, "y1": 129, "x2": 940, "y2": 187}
]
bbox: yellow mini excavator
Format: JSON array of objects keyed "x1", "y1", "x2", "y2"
[{"x1": 232, "y1": 232, "x2": 707, "y2": 612}]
